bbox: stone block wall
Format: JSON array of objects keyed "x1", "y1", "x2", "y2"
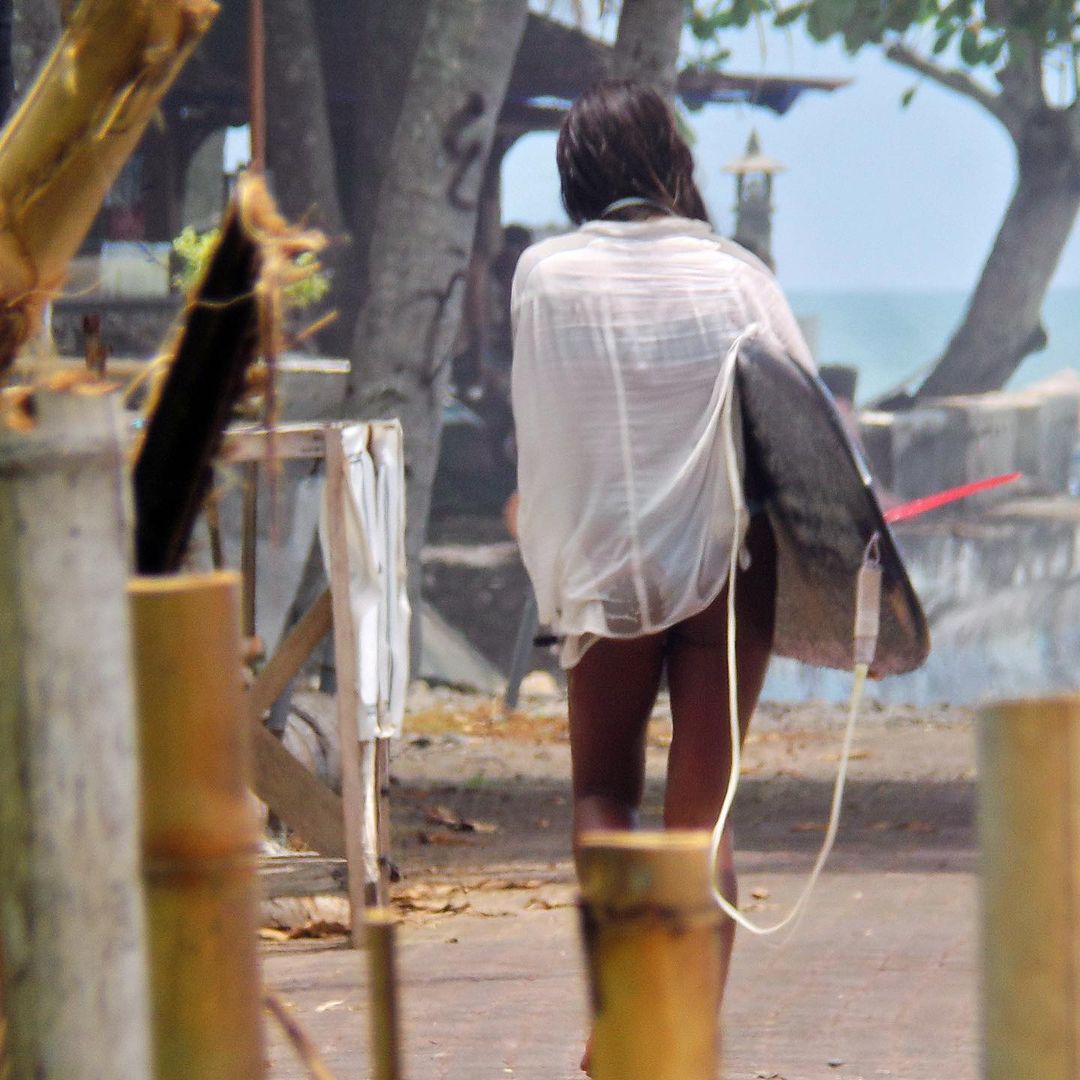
[{"x1": 859, "y1": 375, "x2": 1080, "y2": 506}]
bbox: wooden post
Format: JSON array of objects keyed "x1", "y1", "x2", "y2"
[
  {"x1": 324, "y1": 426, "x2": 379, "y2": 942},
  {"x1": 129, "y1": 571, "x2": 265, "y2": 1080},
  {"x1": 0, "y1": 391, "x2": 151, "y2": 1079},
  {"x1": 979, "y1": 695, "x2": 1080, "y2": 1080},
  {"x1": 577, "y1": 831, "x2": 722, "y2": 1080},
  {"x1": 241, "y1": 460, "x2": 259, "y2": 639},
  {"x1": 365, "y1": 910, "x2": 404, "y2": 1080},
  {"x1": 247, "y1": 0, "x2": 266, "y2": 173}
]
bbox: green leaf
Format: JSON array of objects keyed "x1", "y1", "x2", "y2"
[
  {"x1": 959, "y1": 25, "x2": 981, "y2": 65},
  {"x1": 932, "y1": 25, "x2": 954, "y2": 53},
  {"x1": 981, "y1": 36, "x2": 1005, "y2": 65},
  {"x1": 774, "y1": 1, "x2": 810, "y2": 27},
  {"x1": 900, "y1": 84, "x2": 918, "y2": 106}
]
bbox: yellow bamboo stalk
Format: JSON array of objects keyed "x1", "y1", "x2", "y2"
[
  {"x1": 577, "y1": 831, "x2": 722, "y2": 1080},
  {"x1": 129, "y1": 571, "x2": 265, "y2": 1080},
  {"x1": 0, "y1": 0, "x2": 218, "y2": 376},
  {"x1": 979, "y1": 694, "x2": 1080, "y2": 1080},
  {"x1": 365, "y1": 910, "x2": 404, "y2": 1080}
]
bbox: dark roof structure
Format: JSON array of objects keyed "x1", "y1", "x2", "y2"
[
  {"x1": 93, "y1": 7, "x2": 847, "y2": 249},
  {"x1": 166, "y1": 7, "x2": 848, "y2": 136}
]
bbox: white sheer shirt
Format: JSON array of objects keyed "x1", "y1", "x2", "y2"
[{"x1": 511, "y1": 215, "x2": 814, "y2": 667}]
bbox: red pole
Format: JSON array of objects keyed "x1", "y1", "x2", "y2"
[{"x1": 883, "y1": 472, "x2": 1022, "y2": 524}]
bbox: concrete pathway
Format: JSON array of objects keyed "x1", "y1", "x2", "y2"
[
  {"x1": 264, "y1": 709, "x2": 979, "y2": 1078},
  {"x1": 265, "y1": 845, "x2": 976, "y2": 1079}
]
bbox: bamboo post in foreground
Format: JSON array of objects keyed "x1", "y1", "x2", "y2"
[
  {"x1": 577, "y1": 831, "x2": 722, "y2": 1080},
  {"x1": 365, "y1": 910, "x2": 404, "y2": 1080},
  {"x1": 979, "y1": 694, "x2": 1080, "y2": 1080},
  {"x1": 0, "y1": 391, "x2": 151, "y2": 1078},
  {"x1": 129, "y1": 571, "x2": 265, "y2": 1080}
]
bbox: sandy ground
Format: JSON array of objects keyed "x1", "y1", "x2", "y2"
[{"x1": 387, "y1": 685, "x2": 975, "y2": 890}]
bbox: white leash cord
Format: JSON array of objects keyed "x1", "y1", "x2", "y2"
[{"x1": 707, "y1": 346, "x2": 884, "y2": 935}]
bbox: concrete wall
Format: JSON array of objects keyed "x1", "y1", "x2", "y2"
[
  {"x1": 859, "y1": 372, "x2": 1080, "y2": 506},
  {"x1": 767, "y1": 373, "x2": 1080, "y2": 705}
]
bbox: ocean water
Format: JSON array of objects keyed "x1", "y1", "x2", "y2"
[{"x1": 786, "y1": 286, "x2": 1080, "y2": 404}]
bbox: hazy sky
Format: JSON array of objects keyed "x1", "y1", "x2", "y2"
[{"x1": 504, "y1": 8, "x2": 1080, "y2": 293}]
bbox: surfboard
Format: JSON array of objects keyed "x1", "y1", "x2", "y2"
[{"x1": 736, "y1": 340, "x2": 930, "y2": 677}]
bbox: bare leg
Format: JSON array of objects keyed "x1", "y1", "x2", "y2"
[
  {"x1": 568, "y1": 631, "x2": 665, "y2": 1076},
  {"x1": 567, "y1": 631, "x2": 666, "y2": 844},
  {"x1": 664, "y1": 514, "x2": 777, "y2": 998}
]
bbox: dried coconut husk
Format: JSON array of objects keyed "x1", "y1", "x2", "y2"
[{"x1": 129, "y1": 173, "x2": 326, "y2": 574}]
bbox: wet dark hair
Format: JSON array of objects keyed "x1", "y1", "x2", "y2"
[{"x1": 557, "y1": 80, "x2": 710, "y2": 225}]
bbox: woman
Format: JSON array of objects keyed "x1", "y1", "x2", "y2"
[{"x1": 510, "y1": 80, "x2": 814, "y2": 1057}]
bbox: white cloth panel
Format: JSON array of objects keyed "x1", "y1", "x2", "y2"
[
  {"x1": 511, "y1": 216, "x2": 814, "y2": 667},
  {"x1": 371, "y1": 423, "x2": 411, "y2": 736},
  {"x1": 319, "y1": 421, "x2": 410, "y2": 740}
]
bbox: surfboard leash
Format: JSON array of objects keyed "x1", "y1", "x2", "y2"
[{"x1": 708, "y1": 519, "x2": 884, "y2": 938}]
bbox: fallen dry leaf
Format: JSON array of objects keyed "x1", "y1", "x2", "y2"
[
  {"x1": 791, "y1": 821, "x2": 828, "y2": 833},
  {"x1": 422, "y1": 804, "x2": 497, "y2": 834},
  {"x1": 819, "y1": 749, "x2": 872, "y2": 763},
  {"x1": 395, "y1": 896, "x2": 470, "y2": 916},
  {"x1": 751, "y1": 887, "x2": 771, "y2": 900},
  {"x1": 526, "y1": 896, "x2": 574, "y2": 911},
  {"x1": 899, "y1": 820, "x2": 938, "y2": 833},
  {"x1": 258, "y1": 927, "x2": 292, "y2": 942},
  {"x1": 868, "y1": 820, "x2": 939, "y2": 833},
  {"x1": 315, "y1": 999, "x2": 346, "y2": 1013},
  {"x1": 471, "y1": 878, "x2": 545, "y2": 891},
  {"x1": 415, "y1": 830, "x2": 475, "y2": 846},
  {"x1": 262, "y1": 919, "x2": 348, "y2": 940},
  {"x1": 424, "y1": 804, "x2": 469, "y2": 830}
]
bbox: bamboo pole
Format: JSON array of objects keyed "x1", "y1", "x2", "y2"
[
  {"x1": 365, "y1": 910, "x2": 404, "y2": 1080},
  {"x1": 129, "y1": 571, "x2": 265, "y2": 1080},
  {"x1": 577, "y1": 831, "x2": 722, "y2": 1080},
  {"x1": 979, "y1": 694, "x2": 1080, "y2": 1080},
  {"x1": 0, "y1": 0, "x2": 218, "y2": 377},
  {"x1": 0, "y1": 389, "x2": 151, "y2": 1079}
]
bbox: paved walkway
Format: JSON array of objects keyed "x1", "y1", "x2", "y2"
[
  {"x1": 265, "y1": 844, "x2": 977, "y2": 1077},
  {"x1": 264, "y1": 713, "x2": 979, "y2": 1079}
]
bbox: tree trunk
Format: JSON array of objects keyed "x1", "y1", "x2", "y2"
[
  {"x1": 273, "y1": 2, "x2": 434, "y2": 655},
  {"x1": 915, "y1": 110, "x2": 1080, "y2": 400},
  {"x1": 321, "y1": 0, "x2": 433, "y2": 358},
  {"x1": 612, "y1": 0, "x2": 686, "y2": 100},
  {"x1": 0, "y1": 391, "x2": 151, "y2": 1080},
  {"x1": 264, "y1": 0, "x2": 346, "y2": 352},
  {"x1": 345, "y1": 0, "x2": 529, "y2": 658}
]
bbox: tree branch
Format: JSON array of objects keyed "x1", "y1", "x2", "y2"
[
  {"x1": 886, "y1": 41, "x2": 1013, "y2": 131},
  {"x1": 996, "y1": 31, "x2": 1047, "y2": 116}
]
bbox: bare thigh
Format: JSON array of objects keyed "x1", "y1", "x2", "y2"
[
  {"x1": 664, "y1": 514, "x2": 777, "y2": 829},
  {"x1": 567, "y1": 630, "x2": 666, "y2": 835}
]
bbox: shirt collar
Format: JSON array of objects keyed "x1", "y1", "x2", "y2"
[{"x1": 578, "y1": 216, "x2": 714, "y2": 239}]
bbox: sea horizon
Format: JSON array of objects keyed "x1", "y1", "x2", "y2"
[{"x1": 786, "y1": 285, "x2": 1080, "y2": 404}]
